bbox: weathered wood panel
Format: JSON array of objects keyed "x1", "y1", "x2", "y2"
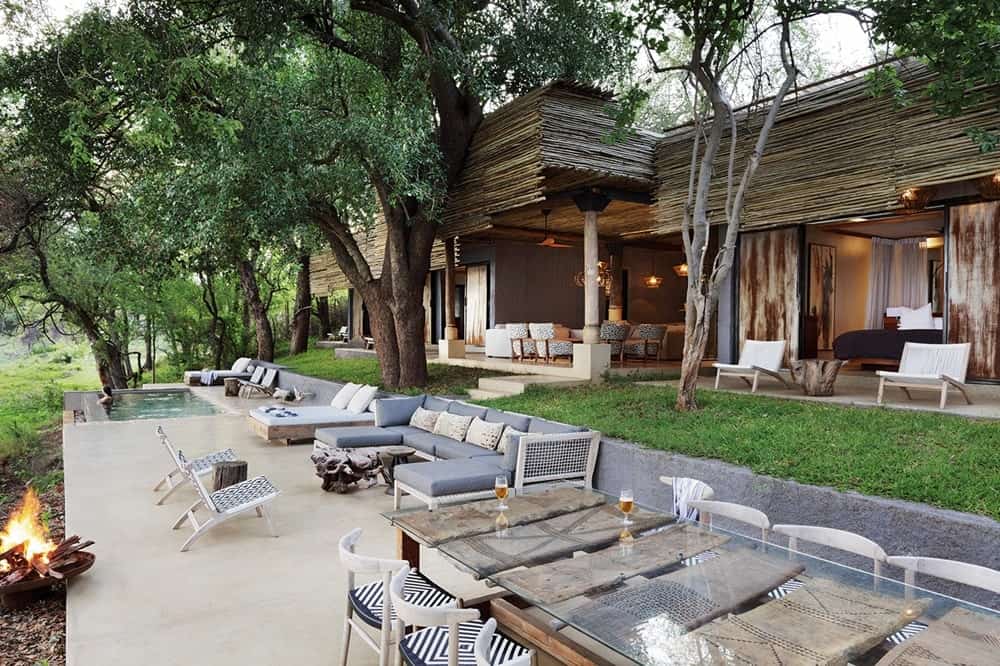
[
  {"x1": 948, "y1": 201, "x2": 1000, "y2": 379},
  {"x1": 464, "y1": 264, "x2": 488, "y2": 345},
  {"x1": 739, "y1": 227, "x2": 801, "y2": 361}
]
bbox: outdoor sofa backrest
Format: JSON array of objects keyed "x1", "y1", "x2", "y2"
[
  {"x1": 898, "y1": 342, "x2": 971, "y2": 382},
  {"x1": 738, "y1": 340, "x2": 786, "y2": 371}
]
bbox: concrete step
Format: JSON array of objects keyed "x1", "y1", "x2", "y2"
[
  {"x1": 478, "y1": 374, "x2": 587, "y2": 396},
  {"x1": 467, "y1": 388, "x2": 512, "y2": 400}
]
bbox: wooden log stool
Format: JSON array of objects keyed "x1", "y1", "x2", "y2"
[
  {"x1": 790, "y1": 359, "x2": 845, "y2": 396},
  {"x1": 223, "y1": 376, "x2": 241, "y2": 397},
  {"x1": 213, "y1": 460, "x2": 248, "y2": 490}
]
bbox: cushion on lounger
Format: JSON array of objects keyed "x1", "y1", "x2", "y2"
[
  {"x1": 346, "y1": 384, "x2": 378, "y2": 413},
  {"x1": 375, "y1": 395, "x2": 425, "y2": 426},
  {"x1": 231, "y1": 357, "x2": 252, "y2": 373},
  {"x1": 422, "y1": 396, "x2": 452, "y2": 412},
  {"x1": 314, "y1": 426, "x2": 402, "y2": 449},
  {"x1": 394, "y1": 459, "x2": 508, "y2": 497},
  {"x1": 331, "y1": 383, "x2": 362, "y2": 409},
  {"x1": 432, "y1": 412, "x2": 473, "y2": 441},
  {"x1": 484, "y1": 408, "x2": 531, "y2": 432},
  {"x1": 447, "y1": 400, "x2": 488, "y2": 419},
  {"x1": 250, "y1": 406, "x2": 374, "y2": 427},
  {"x1": 409, "y1": 407, "x2": 442, "y2": 433}
]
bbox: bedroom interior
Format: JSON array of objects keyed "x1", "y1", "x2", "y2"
[{"x1": 804, "y1": 209, "x2": 946, "y2": 367}]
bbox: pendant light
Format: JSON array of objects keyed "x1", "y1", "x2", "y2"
[{"x1": 537, "y1": 209, "x2": 572, "y2": 248}]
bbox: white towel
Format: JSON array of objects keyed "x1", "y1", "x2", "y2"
[{"x1": 672, "y1": 477, "x2": 710, "y2": 521}]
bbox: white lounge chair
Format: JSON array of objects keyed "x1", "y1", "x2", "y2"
[
  {"x1": 876, "y1": 342, "x2": 972, "y2": 409},
  {"x1": 153, "y1": 426, "x2": 238, "y2": 506},
  {"x1": 713, "y1": 340, "x2": 789, "y2": 392},
  {"x1": 389, "y1": 565, "x2": 532, "y2": 666},
  {"x1": 239, "y1": 367, "x2": 278, "y2": 398},
  {"x1": 166, "y1": 439, "x2": 280, "y2": 552},
  {"x1": 887, "y1": 555, "x2": 1000, "y2": 597}
]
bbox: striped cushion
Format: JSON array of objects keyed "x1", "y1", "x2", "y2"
[
  {"x1": 349, "y1": 569, "x2": 454, "y2": 629},
  {"x1": 400, "y1": 619, "x2": 530, "y2": 666}
]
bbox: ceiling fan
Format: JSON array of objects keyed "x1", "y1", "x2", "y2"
[{"x1": 536, "y1": 208, "x2": 572, "y2": 248}]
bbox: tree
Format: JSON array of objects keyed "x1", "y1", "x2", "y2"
[{"x1": 136, "y1": 0, "x2": 634, "y2": 388}]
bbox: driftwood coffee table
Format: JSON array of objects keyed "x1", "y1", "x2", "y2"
[{"x1": 311, "y1": 448, "x2": 382, "y2": 493}]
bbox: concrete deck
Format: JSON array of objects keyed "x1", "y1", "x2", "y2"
[
  {"x1": 644, "y1": 370, "x2": 1000, "y2": 419},
  {"x1": 62, "y1": 389, "x2": 489, "y2": 665}
]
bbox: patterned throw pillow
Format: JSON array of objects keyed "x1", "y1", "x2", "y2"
[
  {"x1": 409, "y1": 407, "x2": 441, "y2": 432},
  {"x1": 433, "y1": 412, "x2": 474, "y2": 441},
  {"x1": 465, "y1": 418, "x2": 506, "y2": 450},
  {"x1": 498, "y1": 426, "x2": 526, "y2": 454}
]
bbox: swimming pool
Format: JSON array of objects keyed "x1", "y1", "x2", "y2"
[{"x1": 85, "y1": 389, "x2": 223, "y2": 422}]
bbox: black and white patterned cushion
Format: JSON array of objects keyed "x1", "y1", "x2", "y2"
[
  {"x1": 187, "y1": 448, "x2": 238, "y2": 473},
  {"x1": 400, "y1": 619, "x2": 530, "y2": 666},
  {"x1": 209, "y1": 476, "x2": 279, "y2": 512},
  {"x1": 349, "y1": 569, "x2": 454, "y2": 629},
  {"x1": 766, "y1": 577, "x2": 806, "y2": 599}
]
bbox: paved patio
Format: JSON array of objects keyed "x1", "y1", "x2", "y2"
[{"x1": 62, "y1": 390, "x2": 494, "y2": 665}]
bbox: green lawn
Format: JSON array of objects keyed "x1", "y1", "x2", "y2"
[
  {"x1": 275, "y1": 349, "x2": 504, "y2": 396},
  {"x1": 479, "y1": 382, "x2": 1000, "y2": 520}
]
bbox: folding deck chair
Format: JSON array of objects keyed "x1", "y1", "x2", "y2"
[
  {"x1": 153, "y1": 426, "x2": 238, "y2": 505},
  {"x1": 713, "y1": 340, "x2": 789, "y2": 393},
  {"x1": 876, "y1": 342, "x2": 972, "y2": 409}
]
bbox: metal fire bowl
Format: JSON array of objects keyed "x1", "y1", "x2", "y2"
[{"x1": 0, "y1": 551, "x2": 95, "y2": 610}]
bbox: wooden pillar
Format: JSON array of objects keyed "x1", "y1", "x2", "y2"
[
  {"x1": 607, "y1": 243, "x2": 624, "y2": 322},
  {"x1": 574, "y1": 191, "x2": 611, "y2": 344},
  {"x1": 443, "y1": 237, "x2": 458, "y2": 341}
]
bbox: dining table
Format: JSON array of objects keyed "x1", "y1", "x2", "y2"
[{"x1": 383, "y1": 485, "x2": 1000, "y2": 666}]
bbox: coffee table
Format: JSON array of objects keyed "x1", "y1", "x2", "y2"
[{"x1": 381, "y1": 445, "x2": 415, "y2": 495}]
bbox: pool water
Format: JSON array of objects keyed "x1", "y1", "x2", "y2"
[{"x1": 97, "y1": 390, "x2": 222, "y2": 422}]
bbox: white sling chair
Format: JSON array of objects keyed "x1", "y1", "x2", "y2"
[
  {"x1": 153, "y1": 426, "x2": 238, "y2": 505},
  {"x1": 876, "y1": 342, "x2": 972, "y2": 409},
  {"x1": 165, "y1": 437, "x2": 280, "y2": 552},
  {"x1": 713, "y1": 340, "x2": 789, "y2": 393},
  {"x1": 887, "y1": 555, "x2": 1000, "y2": 599}
]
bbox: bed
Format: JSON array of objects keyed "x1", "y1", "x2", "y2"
[{"x1": 833, "y1": 328, "x2": 943, "y2": 366}]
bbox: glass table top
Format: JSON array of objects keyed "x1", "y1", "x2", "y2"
[{"x1": 385, "y1": 487, "x2": 1000, "y2": 665}]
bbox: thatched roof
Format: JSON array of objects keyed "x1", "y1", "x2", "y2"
[{"x1": 653, "y1": 60, "x2": 1000, "y2": 233}]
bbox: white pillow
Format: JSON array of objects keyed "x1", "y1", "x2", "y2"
[
  {"x1": 410, "y1": 407, "x2": 441, "y2": 432},
  {"x1": 898, "y1": 303, "x2": 934, "y2": 330},
  {"x1": 346, "y1": 384, "x2": 378, "y2": 414},
  {"x1": 465, "y1": 418, "x2": 506, "y2": 450},
  {"x1": 331, "y1": 382, "x2": 361, "y2": 409},
  {"x1": 231, "y1": 357, "x2": 252, "y2": 373},
  {"x1": 433, "y1": 412, "x2": 474, "y2": 441},
  {"x1": 498, "y1": 426, "x2": 525, "y2": 454}
]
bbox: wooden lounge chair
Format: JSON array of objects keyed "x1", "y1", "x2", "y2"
[
  {"x1": 239, "y1": 367, "x2": 278, "y2": 398},
  {"x1": 153, "y1": 426, "x2": 238, "y2": 505},
  {"x1": 168, "y1": 438, "x2": 280, "y2": 552},
  {"x1": 713, "y1": 339, "x2": 789, "y2": 392},
  {"x1": 876, "y1": 342, "x2": 972, "y2": 409}
]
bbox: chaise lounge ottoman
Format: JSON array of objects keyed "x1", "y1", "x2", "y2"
[
  {"x1": 393, "y1": 458, "x2": 509, "y2": 508},
  {"x1": 313, "y1": 426, "x2": 403, "y2": 456}
]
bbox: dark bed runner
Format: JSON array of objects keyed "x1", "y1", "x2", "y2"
[{"x1": 833, "y1": 328, "x2": 942, "y2": 361}]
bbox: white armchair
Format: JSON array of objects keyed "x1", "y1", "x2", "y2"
[{"x1": 485, "y1": 325, "x2": 512, "y2": 358}]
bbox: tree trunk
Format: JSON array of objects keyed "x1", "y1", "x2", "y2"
[
  {"x1": 91, "y1": 338, "x2": 130, "y2": 389},
  {"x1": 394, "y1": 289, "x2": 428, "y2": 388},
  {"x1": 361, "y1": 284, "x2": 401, "y2": 387},
  {"x1": 143, "y1": 317, "x2": 154, "y2": 371},
  {"x1": 314, "y1": 295, "x2": 332, "y2": 339},
  {"x1": 237, "y1": 259, "x2": 275, "y2": 362},
  {"x1": 289, "y1": 253, "x2": 312, "y2": 355},
  {"x1": 675, "y1": 292, "x2": 715, "y2": 411}
]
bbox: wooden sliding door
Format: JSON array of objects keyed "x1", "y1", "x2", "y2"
[
  {"x1": 738, "y1": 227, "x2": 802, "y2": 361},
  {"x1": 464, "y1": 264, "x2": 488, "y2": 346},
  {"x1": 948, "y1": 202, "x2": 1000, "y2": 379}
]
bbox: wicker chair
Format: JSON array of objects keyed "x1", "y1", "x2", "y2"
[
  {"x1": 529, "y1": 323, "x2": 575, "y2": 364},
  {"x1": 599, "y1": 321, "x2": 630, "y2": 363}
]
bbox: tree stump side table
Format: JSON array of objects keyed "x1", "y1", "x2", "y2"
[
  {"x1": 223, "y1": 377, "x2": 241, "y2": 397},
  {"x1": 790, "y1": 359, "x2": 845, "y2": 396},
  {"x1": 213, "y1": 460, "x2": 248, "y2": 490},
  {"x1": 380, "y1": 446, "x2": 415, "y2": 495}
]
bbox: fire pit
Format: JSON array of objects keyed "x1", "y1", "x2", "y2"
[{"x1": 0, "y1": 488, "x2": 95, "y2": 610}]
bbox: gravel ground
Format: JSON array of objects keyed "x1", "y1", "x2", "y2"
[{"x1": 0, "y1": 430, "x2": 66, "y2": 666}]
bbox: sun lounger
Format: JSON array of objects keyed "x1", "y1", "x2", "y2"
[
  {"x1": 238, "y1": 367, "x2": 278, "y2": 398},
  {"x1": 876, "y1": 342, "x2": 972, "y2": 409},
  {"x1": 713, "y1": 340, "x2": 789, "y2": 392},
  {"x1": 183, "y1": 357, "x2": 256, "y2": 386}
]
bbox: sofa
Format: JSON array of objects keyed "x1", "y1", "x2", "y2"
[{"x1": 313, "y1": 394, "x2": 601, "y2": 509}]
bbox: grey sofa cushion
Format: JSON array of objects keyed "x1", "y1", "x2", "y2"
[
  {"x1": 485, "y1": 408, "x2": 531, "y2": 432},
  {"x1": 432, "y1": 437, "x2": 503, "y2": 460},
  {"x1": 447, "y1": 400, "x2": 488, "y2": 420},
  {"x1": 314, "y1": 426, "x2": 402, "y2": 449},
  {"x1": 527, "y1": 418, "x2": 586, "y2": 435},
  {"x1": 383, "y1": 425, "x2": 426, "y2": 438},
  {"x1": 423, "y1": 396, "x2": 452, "y2": 412},
  {"x1": 399, "y1": 431, "x2": 448, "y2": 456},
  {"x1": 375, "y1": 395, "x2": 426, "y2": 427},
  {"x1": 395, "y1": 459, "x2": 507, "y2": 497}
]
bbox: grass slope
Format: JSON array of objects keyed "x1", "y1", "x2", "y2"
[
  {"x1": 275, "y1": 349, "x2": 504, "y2": 396},
  {"x1": 481, "y1": 382, "x2": 1000, "y2": 520}
]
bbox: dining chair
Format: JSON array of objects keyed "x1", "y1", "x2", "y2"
[
  {"x1": 389, "y1": 565, "x2": 532, "y2": 666},
  {"x1": 687, "y1": 499, "x2": 770, "y2": 543},
  {"x1": 339, "y1": 529, "x2": 455, "y2": 666},
  {"x1": 887, "y1": 555, "x2": 1000, "y2": 598},
  {"x1": 772, "y1": 524, "x2": 888, "y2": 579},
  {"x1": 474, "y1": 618, "x2": 534, "y2": 666},
  {"x1": 658, "y1": 475, "x2": 715, "y2": 521}
]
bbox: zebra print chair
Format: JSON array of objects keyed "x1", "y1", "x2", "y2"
[
  {"x1": 599, "y1": 321, "x2": 630, "y2": 363},
  {"x1": 623, "y1": 323, "x2": 665, "y2": 362},
  {"x1": 528, "y1": 322, "x2": 574, "y2": 364},
  {"x1": 505, "y1": 323, "x2": 536, "y2": 362}
]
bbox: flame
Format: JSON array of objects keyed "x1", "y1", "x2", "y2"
[{"x1": 0, "y1": 488, "x2": 57, "y2": 565}]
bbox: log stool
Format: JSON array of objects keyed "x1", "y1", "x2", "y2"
[
  {"x1": 213, "y1": 460, "x2": 248, "y2": 490},
  {"x1": 790, "y1": 359, "x2": 845, "y2": 396},
  {"x1": 223, "y1": 377, "x2": 241, "y2": 397}
]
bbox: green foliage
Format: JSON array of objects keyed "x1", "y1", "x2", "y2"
[{"x1": 481, "y1": 383, "x2": 1000, "y2": 519}]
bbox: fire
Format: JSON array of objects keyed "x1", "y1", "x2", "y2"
[{"x1": 0, "y1": 488, "x2": 57, "y2": 565}]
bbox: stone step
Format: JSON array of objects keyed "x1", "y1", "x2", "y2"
[
  {"x1": 478, "y1": 377, "x2": 530, "y2": 395},
  {"x1": 467, "y1": 388, "x2": 512, "y2": 400},
  {"x1": 478, "y1": 375, "x2": 586, "y2": 395}
]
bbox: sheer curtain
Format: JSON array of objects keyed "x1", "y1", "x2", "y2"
[{"x1": 865, "y1": 237, "x2": 929, "y2": 328}]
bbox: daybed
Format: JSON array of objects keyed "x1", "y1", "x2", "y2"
[
  {"x1": 183, "y1": 357, "x2": 257, "y2": 386},
  {"x1": 248, "y1": 382, "x2": 379, "y2": 444},
  {"x1": 313, "y1": 394, "x2": 600, "y2": 509}
]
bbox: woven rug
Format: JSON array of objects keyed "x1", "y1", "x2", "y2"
[
  {"x1": 495, "y1": 524, "x2": 730, "y2": 605},
  {"x1": 688, "y1": 577, "x2": 931, "y2": 665},
  {"x1": 876, "y1": 606, "x2": 1000, "y2": 665}
]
